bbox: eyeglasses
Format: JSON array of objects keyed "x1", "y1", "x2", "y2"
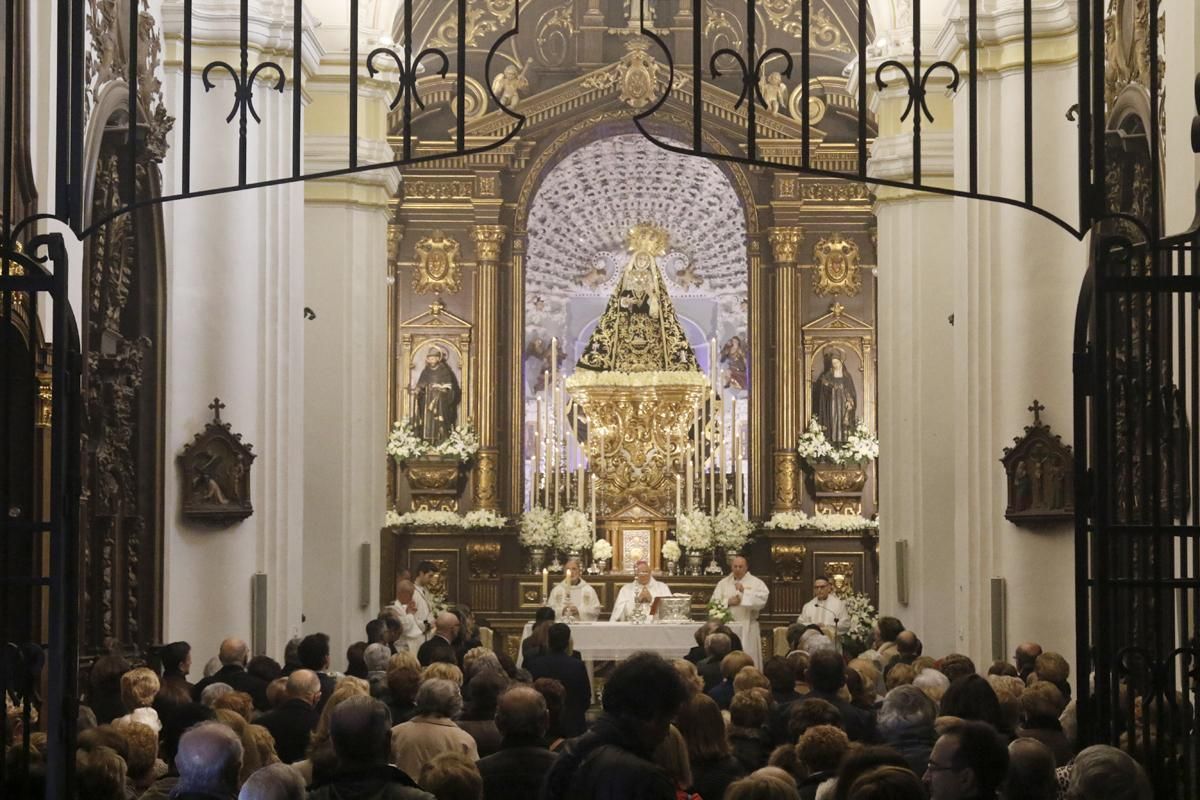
[{"x1": 925, "y1": 761, "x2": 962, "y2": 774}]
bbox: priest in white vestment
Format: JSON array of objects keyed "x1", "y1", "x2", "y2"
[
  {"x1": 798, "y1": 576, "x2": 850, "y2": 635},
  {"x1": 548, "y1": 558, "x2": 602, "y2": 622},
  {"x1": 389, "y1": 580, "x2": 429, "y2": 653},
  {"x1": 710, "y1": 555, "x2": 770, "y2": 667},
  {"x1": 610, "y1": 560, "x2": 673, "y2": 621}
]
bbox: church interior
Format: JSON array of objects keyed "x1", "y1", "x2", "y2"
[{"x1": 3, "y1": 0, "x2": 1200, "y2": 796}]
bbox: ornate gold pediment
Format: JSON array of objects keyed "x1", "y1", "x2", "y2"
[
  {"x1": 413, "y1": 231, "x2": 462, "y2": 295},
  {"x1": 812, "y1": 234, "x2": 862, "y2": 297},
  {"x1": 801, "y1": 302, "x2": 873, "y2": 334}
]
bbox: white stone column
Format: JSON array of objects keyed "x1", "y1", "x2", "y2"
[
  {"x1": 300, "y1": 13, "x2": 399, "y2": 662},
  {"x1": 158, "y1": 0, "x2": 318, "y2": 662}
]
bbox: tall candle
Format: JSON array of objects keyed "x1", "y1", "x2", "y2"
[
  {"x1": 694, "y1": 410, "x2": 702, "y2": 507},
  {"x1": 709, "y1": 336, "x2": 718, "y2": 387},
  {"x1": 731, "y1": 397, "x2": 740, "y2": 510},
  {"x1": 590, "y1": 471, "x2": 597, "y2": 528},
  {"x1": 719, "y1": 400, "x2": 727, "y2": 507},
  {"x1": 534, "y1": 397, "x2": 543, "y2": 507},
  {"x1": 686, "y1": 453, "x2": 693, "y2": 511},
  {"x1": 542, "y1": 567, "x2": 549, "y2": 601}
]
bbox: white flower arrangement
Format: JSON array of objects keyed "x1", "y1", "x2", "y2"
[
  {"x1": 386, "y1": 420, "x2": 480, "y2": 464},
  {"x1": 675, "y1": 508, "x2": 714, "y2": 552},
  {"x1": 707, "y1": 595, "x2": 733, "y2": 624},
  {"x1": 839, "y1": 590, "x2": 879, "y2": 655},
  {"x1": 797, "y1": 418, "x2": 880, "y2": 466},
  {"x1": 565, "y1": 370, "x2": 711, "y2": 389},
  {"x1": 558, "y1": 509, "x2": 593, "y2": 552},
  {"x1": 661, "y1": 539, "x2": 682, "y2": 563},
  {"x1": 712, "y1": 504, "x2": 754, "y2": 552},
  {"x1": 519, "y1": 507, "x2": 558, "y2": 548},
  {"x1": 763, "y1": 510, "x2": 879, "y2": 532},
  {"x1": 592, "y1": 538, "x2": 613, "y2": 561},
  {"x1": 385, "y1": 509, "x2": 507, "y2": 528}
]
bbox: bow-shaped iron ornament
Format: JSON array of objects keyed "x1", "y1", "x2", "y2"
[
  {"x1": 875, "y1": 59, "x2": 960, "y2": 123},
  {"x1": 710, "y1": 47, "x2": 794, "y2": 112},
  {"x1": 202, "y1": 59, "x2": 287, "y2": 124},
  {"x1": 366, "y1": 45, "x2": 451, "y2": 111}
]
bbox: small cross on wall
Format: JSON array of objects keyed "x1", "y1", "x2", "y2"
[
  {"x1": 1028, "y1": 399, "x2": 1045, "y2": 425},
  {"x1": 209, "y1": 397, "x2": 226, "y2": 422}
]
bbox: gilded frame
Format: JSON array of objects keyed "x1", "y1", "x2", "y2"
[
  {"x1": 801, "y1": 304, "x2": 875, "y2": 436},
  {"x1": 397, "y1": 301, "x2": 473, "y2": 426}
]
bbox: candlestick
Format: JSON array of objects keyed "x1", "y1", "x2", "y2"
[
  {"x1": 542, "y1": 372, "x2": 550, "y2": 508},
  {"x1": 709, "y1": 336, "x2": 717, "y2": 387},
  {"x1": 675, "y1": 473, "x2": 682, "y2": 515},
  {"x1": 719, "y1": 400, "x2": 727, "y2": 507},
  {"x1": 694, "y1": 409, "x2": 702, "y2": 508},
  {"x1": 590, "y1": 473, "x2": 598, "y2": 535},
  {"x1": 534, "y1": 397, "x2": 542, "y2": 507},
  {"x1": 732, "y1": 397, "x2": 740, "y2": 510},
  {"x1": 686, "y1": 453, "x2": 693, "y2": 512},
  {"x1": 542, "y1": 568, "x2": 549, "y2": 602}
]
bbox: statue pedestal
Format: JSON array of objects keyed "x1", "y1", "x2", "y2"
[
  {"x1": 808, "y1": 463, "x2": 867, "y2": 515},
  {"x1": 401, "y1": 455, "x2": 466, "y2": 511}
]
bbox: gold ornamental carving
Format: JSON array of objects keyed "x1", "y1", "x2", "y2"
[
  {"x1": 763, "y1": 0, "x2": 852, "y2": 52},
  {"x1": 467, "y1": 541, "x2": 502, "y2": 579},
  {"x1": 403, "y1": 455, "x2": 465, "y2": 512},
  {"x1": 773, "y1": 451, "x2": 800, "y2": 511},
  {"x1": 768, "y1": 227, "x2": 804, "y2": 265},
  {"x1": 472, "y1": 225, "x2": 507, "y2": 263},
  {"x1": 811, "y1": 465, "x2": 867, "y2": 493},
  {"x1": 414, "y1": 232, "x2": 463, "y2": 295},
  {"x1": 579, "y1": 41, "x2": 663, "y2": 110},
  {"x1": 824, "y1": 561, "x2": 855, "y2": 594},
  {"x1": 405, "y1": 179, "x2": 474, "y2": 201},
  {"x1": 473, "y1": 448, "x2": 500, "y2": 510},
  {"x1": 771, "y1": 543, "x2": 808, "y2": 582},
  {"x1": 812, "y1": 234, "x2": 862, "y2": 297},
  {"x1": 816, "y1": 498, "x2": 862, "y2": 515}
]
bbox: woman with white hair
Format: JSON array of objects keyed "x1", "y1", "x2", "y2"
[
  {"x1": 875, "y1": 685, "x2": 937, "y2": 775},
  {"x1": 390, "y1": 678, "x2": 479, "y2": 780},
  {"x1": 1066, "y1": 745, "x2": 1152, "y2": 800}
]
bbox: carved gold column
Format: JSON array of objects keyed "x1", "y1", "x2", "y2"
[
  {"x1": 769, "y1": 227, "x2": 804, "y2": 512},
  {"x1": 472, "y1": 224, "x2": 507, "y2": 510}
]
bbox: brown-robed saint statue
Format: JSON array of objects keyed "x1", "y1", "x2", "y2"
[{"x1": 414, "y1": 347, "x2": 461, "y2": 444}]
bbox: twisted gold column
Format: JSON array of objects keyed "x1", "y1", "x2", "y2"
[
  {"x1": 472, "y1": 224, "x2": 507, "y2": 510},
  {"x1": 769, "y1": 226, "x2": 804, "y2": 512}
]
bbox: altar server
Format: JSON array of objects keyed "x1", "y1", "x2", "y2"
[
  {"x1": 798, "y1": 575, "x2": 850, "y2": 635},
  {"x1": 548, "y1": 558, "x2": 602, "y2": 622},
  {"x1": 610, "y1": 560, "x2": 673, "y2": 621},
  {"x1": 388, "y1": 580, "x2": 427, "y2": 653},
  {"x1": 710, "y1": 555, "x2": 770, "y2": 666}
]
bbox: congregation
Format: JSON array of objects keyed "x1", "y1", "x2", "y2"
[{"x1": 4, "y1": 565, "x2": 1156, "y2": 800}]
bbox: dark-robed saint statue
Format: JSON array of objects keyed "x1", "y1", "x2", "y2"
[
  {"x1": 812, "y1": 347, "x2": 857, "y2": 443},
  {"x1": 414, "y1": 347, "x2": 461, "y2": 444}
]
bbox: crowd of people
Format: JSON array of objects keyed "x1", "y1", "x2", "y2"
[{"x1": 3, "y1": 576, "x2": 1157, "y2": 800}]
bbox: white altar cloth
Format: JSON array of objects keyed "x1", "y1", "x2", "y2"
[{"x1": 516, "y1": 620, "x2": 750, "y2": 666}]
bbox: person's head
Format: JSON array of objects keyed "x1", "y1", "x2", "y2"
[
  {"x1": 913, "y1": 667, "x2": 951, "y2": 706},
  {"x1": 695, "y1": 621, "x2": 721, "y2": 647},
  {"x1": 119, "y1": 667, "x2": 160, "y2": 711},
  {"x1": 705, "y1": 632, "x2": 732, "y2": 660},
  {"x1": 875, "y1": 617, "x2": 904, "y2": 646},
  {"x1": 923, "y1": 720, "x2": 1009, "y2": 800},
  {"x1": 672, "y1": 658, "x2": 705, "y2": 695},
  {"x1": 786, "y1": 651, "x2": 811, "y2": 683},
  {"x1": 395, "y1": 578, "x2": 416, "y2": 603},
  {"x1": 1066, "y1": 744, "x2": 1152, "y2": 800},
  {"x1": 798, "y1": 724, "x2": 850, "y2": 773},
  {"x1": 237, "y1": 762, "x2": 306, "y2": 800},
  {"x1": 532, "y1": 678, "x2": 565, "y2": 737},
  {"x1": 298, "y1": 633, "x2": 331, "y2": 671},
  {"x1": 730, "y1": 555, "x2": 749, "y2": 580},
  {"x1": 786, "y1": 623, "x2": 808, "y2": 652},
  {"x1": 462, "y1": 648, "x2": 502, "y2": 681},
  {"x1": 733, "y1": 667, "x2": 771, "y2": 693},
  {"x1": 158, "y1": 702, "x2": 216, "y2": 764},
  {"x1": 787, "y1": 697, "x2": 842, "y2": 741},
  {"x1": 847, "y1": 661, "x2": 879, "y2": 707},
  {"x1": 416, "y1": 677, "x2": 464, "y2": 719},
  {"x1": 938, "y1": 654, "x2": 977, "y2": 684},
  {"x1": 534, "y1": 606, "x2": 556, "y2": 625},
  {"x1": 309, "y1": 678, "x2": 371, "y2": 752},
  {"x1": 895, "y1": 631, "x2": 921, "y2": 657},
  {"x1": 1020, "y1": 680, "x2": 1066, "y2": 723},
  {"x1": 764, "y1": 657, "x2": 795, "y2": 694},
  {"x1": 813, "y1": 576, "x2": 833, "y2": 601},
  {"x1": 833, "y1": 746, "x2": 911, "y2": 800},
  {"x1": 111, "y1": 720, "x2": 157, "y2": 783},
  {"x1": 767, "y1": 743, "x2": 805, "y2": 783},
  {"x1": 161, "y1": 641, "x2": 192, "y2": 675},
  {"x1": 1032, "y1": 652, "x2": 1070, "y2": 690},
  {"x1": 386, "y1": 665, "x2": 422, "y2": 706},
  {"x1": 602, "y1": 652, "x2": 689, "y2": 752},
  {"x1": 464, "y1": 669, "x2": 508, "y2": 719},
  {"x1": 363, "y1": 643, "x2": 391, "y2": 675},
  {"x1": 1013, "y1": 642, "x2": 1043, "y2": 677},
  {"x1": 808, "y1": 649, "x2": 847, "y2": 694},
  {"x1": 329, "y1": 695, "x2": 393, "y2": 768},
  {"x1": 415, "y1": 560, "x2": 439, "y2": 586},
  {"x1": 435, "y1": 611, "x2": 462, "y2": 640},
  {"x1": 800, "y1": 629, "x2": 835, "y2": 655},
  {"x1": 283, "y1": 637, "x2": 302, "y2": 668},
  {"x1": 1004, "y1": 738, "x2": 1057, "y2": 800},
  {"x1": 547, "y1": 622, "x2": 572, "y2": 654},
  {"x1": 422, "y1": 661, "x2": 464, "y2": 685},
  {"x1": 200, "y1": 682, "x2": 234, "y2": 707},
  {"x1": 419, "y1": 752, "x2": 483, "y2": 800},
  {"x1": 212, "y1": 690, "x2": 254, "y2": 722},
  {"x1": 877, "y1": 684, "x2": 937, "y2": 739},
  {"x1": 218, "y1": 638, "x2": 250, "y2": 667},
  {"x1": 495, "y1": 685, "x2": 548, "y2": 739},
  {"x1": 941, "y1": 674, "x2": 1003, "y2": 729},
  {"x1": 845, "y1": 766, "x2": 926, "y2": 800},
  {"x1": 986, "y1": 661, "x2": 1018, "y2": 678},
  {"x1": 175, "y1": 720, "x2": 244, "y2": 794},
  {"x1": 674, "y1": 692, "x2": 731, "y2": 760},
  {"x1": 286, "y1": 669, "x2": 321, "y2": 706},
  {"x1": 389, "y1": 651, "x2": 420, "y2": 672},
  {"x1": 75, "y1": 746, "x2": 127, "y2": 800},
  {"x1": 725, "y1": 772, "x2": 803, "y2": 800},
  {"x1": 653, "y1": 725, "x2": 694, "y2": 790},
  {"x1": 564, "y1": 558, "x2": 582, "y2": 584},
  {"x1": 345, "y1": 642, "x2": 369, "y2": 678},
  {"x1": 377, "y1": 608, "x2": 404, "y2": 645},
  {"x1": 634, "y1": 560, "x2": 653, "y2": 585},
  {"x1": 730, "y1": 689, "x2": 770, "y2": 729},
  {"x1": 365, "y1": 617, "x2": 386, "y2": 646},
  {"x1": 247, "y1": 655, "x2": 282, "y2": 685},
  {"x1": 721, "y1": 650, "x2": 756, "y2": 682},
  {"x1": 885, "y1": 663, "x2": 916, "y2": 691}
]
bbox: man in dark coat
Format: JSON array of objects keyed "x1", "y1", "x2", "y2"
[
  {"x1": 417, "y1": 611, "x2": 460, "y2": 667},
  {"x1": 541, "y1": 652, "x2": 687, "y2": 800},
  {"x1": 803, "y1": 650, "x2": 876, "y2": 743},
  {"x1": 477, "y1": 685, "x2": 559, "y2": 800},
  {"x1": 526, "y1": 624, "x2": 592, "y2": 738},
  {"x1": 192, "y1": 638, "x2": 269, "y2": 712},
  {"x1": 297, "y1": 633, "x2": 339, "y2": 713},
  {"x1": 696, "y1": 633, "x2": 732, "y2": 693},
  {"x1": 254, "y1": 669, "x2": 321, "y2": 764},
  {"x1": 171, "y1": 721, "x2": 243, "y2": 800}
]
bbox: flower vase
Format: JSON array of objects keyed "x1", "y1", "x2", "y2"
[
  {"x1": 685, "y1": 551, "x2": 705, "y2": 576},
  {"x1": 528, "y1": 546, "x2": 547, "y2": 573}
]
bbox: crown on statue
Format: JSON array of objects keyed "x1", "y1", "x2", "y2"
[{"x1": 627, "y1": 223, "x2": 670, "y2": 257}]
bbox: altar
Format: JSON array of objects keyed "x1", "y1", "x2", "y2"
[{"x1": 515, "y1": 620, "x2": 751, "y2": 665}]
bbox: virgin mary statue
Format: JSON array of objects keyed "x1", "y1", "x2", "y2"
[{"x1": 576, "y1": 224, "x2": 700, "y2": 374}]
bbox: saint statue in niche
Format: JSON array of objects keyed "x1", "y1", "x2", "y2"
[
  {"x1": 720, "y1": 335, "x2": 749, "y2": 392},
  {"x1": 812, "y1": 347, "x2": 857, "y2": 443},
  {"x1": 414, "y1": 347, "x2": 461, "y2": 445}
]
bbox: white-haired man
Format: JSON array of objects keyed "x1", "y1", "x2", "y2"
[
  {"x1": 610, "y1": 560, "x2": 672, "y2": 621},
  {"x1": 709, "y1": 554, "x2": 769, "y2": 666},
  {"x1": 548, "y1": 558, "x2": 601, "y2": 622}
]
